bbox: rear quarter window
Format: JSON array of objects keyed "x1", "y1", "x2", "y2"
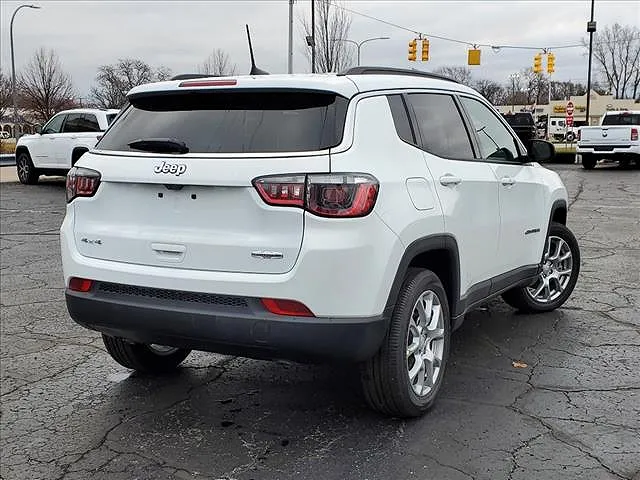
[{"x1": 97, "y1": 90, "x2": 349, "y2": 154}]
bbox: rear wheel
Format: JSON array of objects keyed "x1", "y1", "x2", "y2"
[
  {"x1": 581, "y1": 154, "x2": 596, "y2": 170},
  {"x1": 502, "y1": 222, "x2": 580, "y2": 313},
  {"x1": 361, "y1": 269, "x2": 451, "y2": 418},
  {"x1": 102, "y1": 334, "x2": 191, "y2": 373},
  {"x1": 16, "y1": 152, "x2": 40, "y2": 184}
]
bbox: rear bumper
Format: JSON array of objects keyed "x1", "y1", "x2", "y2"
[
  {"x1": 66, "y1": 283, "x2": 389, "y2": 363},
  {"x1": 576, "y1": 145, "x2": 639, "y2": 156}
]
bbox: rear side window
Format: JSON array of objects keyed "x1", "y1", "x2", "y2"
[
  {"x1": 82, "y1": 114, "x2": 100, "y2": 132},
  {"x1": 601, "y1": 114, "x2": 640, "y2": 126},
  {"x1": 97, "y1": 90, "x2": 349, "y2": 153},
  {"x1": 387, "y1": 95, "x2": 415, "y2": 144},
  {"x1": 106, "y1": 114, "x2": 117, "y2": 125},
  {"x1": 408, "y1": 93, "x2": 474, "y2": 159}
]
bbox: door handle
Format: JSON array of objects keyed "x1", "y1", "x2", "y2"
[
  {"x1": 501, "y1": 176, "x2": 516, "y2": 186},
  {"x1": 439, "y1": 175, "x2": 462, "y2": 186}
]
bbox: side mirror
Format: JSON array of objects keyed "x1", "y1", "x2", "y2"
[
  {"x1": 529, "y1": 140, "x2": 555, "y2": 163},
  {"x1": 35, "y1": 125, "x2": 42, "y2": 134}
]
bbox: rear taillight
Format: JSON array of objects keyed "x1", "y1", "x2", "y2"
[
  {"x1": 261, "y1": 298, "x2": 314, "y2": 317},
  {"x1": 66, "y1": 167, "x2": 101, "y2": 203},
  {"x1": 68, "y1": 277, "x2": 94, "y2": 292},
  {"x1": 632, "y1": 128, "x2": 638, "y2": 141},
  {"x1": 253, "y1": 173, "x2": 379, "y2": 218}
]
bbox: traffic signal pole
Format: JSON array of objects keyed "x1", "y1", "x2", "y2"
[{"x1": 585, "y1": 0, "x2": 596, "y2": 125}]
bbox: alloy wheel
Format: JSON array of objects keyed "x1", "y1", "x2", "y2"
[{"x1": 526, "y1": 235, "x2": 573, "y2": 303}]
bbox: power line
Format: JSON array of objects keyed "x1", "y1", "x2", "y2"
[{"x1": 333, "y1": 2, "x2": 640, "y2": 51}]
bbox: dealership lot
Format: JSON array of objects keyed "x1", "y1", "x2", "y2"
[{"x1": 1, "y1": 164, "x2": 638, "y2": 480}]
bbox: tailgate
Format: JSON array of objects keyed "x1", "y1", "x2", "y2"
[
  {"x1": 580, "y1": 126, "x2": 631, "y2": 145},
  {"x1": 71, "y1": 88, "x2": 348, "y2": 274}
]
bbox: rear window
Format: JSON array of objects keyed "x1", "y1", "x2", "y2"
[
  {"x1": 601, "y1": 113, "x2": 640, "y2": 126},
  {"x1": 503, "y1": 113, "x2": 534, "y2": 126},
  {"x1": 97, "y1": 90, "x2": 349, "y2": 153}
]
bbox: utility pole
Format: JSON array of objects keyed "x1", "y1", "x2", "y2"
[
  {"x1": 585, "y1": 0, "x2": 596, "y2": 126},
  {"x1": 288, "y1": 0, "x2": 294, "y2": 73},
  {"x1": 311, "y1": 0, "x2": 316, "y2": 73}
]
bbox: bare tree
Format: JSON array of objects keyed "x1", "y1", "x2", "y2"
[
  {"x1": 0, "y1": 70, "x2": 12, "y2": 122},
  {"x1": 433, "y1": 66, "x2": 473, "y2": 85},
  {"x1": 91, "y1": 59, "x2": 172, "y2": 109},
  {"x1": 301, "y1": 0, "x2": 354, "y2": 73},
  {"x1": 549, "y1": 81, "x2": 587, "y2": 101},
  {"x1": 585, "y1": 23, "x2": 640, "y2": 99},
  {"x1": 473, "y1": 79, "x2": 506, "y2": 105},
  {"x1": 18, "y1": 48, "x2": 75, "y2": 123},
  {"x1": 197, "y1": 49, "x2": 237, "y2": 76}
]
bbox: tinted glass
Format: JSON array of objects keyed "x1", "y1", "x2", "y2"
[
  {"x1": 460, "y1": 97, "x2": 520, "y2": 162},
  {"x1": 62, "y1": 113, "x2": 84, "y2": 133},
  {"x1": 387, "y1": 95, "x2": 415, "y2": 144},
  {"x1": 82, "y1": 114, "x2": 101, "y2": 132},
  {"x1": 602, "y1": 114, "x2": 640, "y2": 126},
  {"x1": 98, "y1": 91, "x2": 349, "y2": 153},
  {"x1": 42, "y1": 114, "x2": 65, "y2": 134},
  {"x1": 408, "y1": 93, "x2": 474, "y2": 159},
  {"x1": 106, "y1": 114, "x2": 117, "y2": 125},
  {"x1": 503, "y1": 113, "x2": 534, "y2": 126}
]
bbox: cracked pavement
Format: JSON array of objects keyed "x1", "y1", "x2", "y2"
[{"x1": 1, "y1": 164, "x2": 639, "y2": 480}]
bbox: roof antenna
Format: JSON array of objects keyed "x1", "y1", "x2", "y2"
[{"x1": 246, "y1": 24, "x2": 269, "y2": 75}]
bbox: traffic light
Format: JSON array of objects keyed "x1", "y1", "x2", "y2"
[
  {"x1": 533, "y1": 53, "x2": 543, "y2": 74},
  {"x1": 547, "y1": 52, "x2": 555, "y2": 74},
  {"x1": 421, "y1": 39, "x2": 430, "y2": 61},
  {"x1": 408, "y1": 39, "x2": 417, "y2": 61}
]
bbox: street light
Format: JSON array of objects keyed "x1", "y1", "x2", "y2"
[
  {"x1": 332, "y1": 36, "x2": 390, "y2": 66},
  {"x1": 10, "y1": 4, "x2": 40, "y2": 136}
]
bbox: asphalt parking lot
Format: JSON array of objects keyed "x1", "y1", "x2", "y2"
[{"x1": 1, "y1": 163, "x2": 639, "y2": 480}]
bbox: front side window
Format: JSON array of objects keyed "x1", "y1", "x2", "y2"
[
  {"x1": 97, "y1": 90, "x2": 349, "y2": 154},
  {"x1": 42, "y1": 114, "x2": 66, "y2": 134},
  {"x1": 460, "y1": 97, "x2": 520, "y2": 162},
  {"x1": 408, "y1": 93, "x2": 474, "y2": 159},
  {"x1": 62, "y1": 113, "x2": 84, "y2": 133}
]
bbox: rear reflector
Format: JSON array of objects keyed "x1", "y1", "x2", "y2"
[
  {"x1": 632, "y1": 128, "x2": 638, "y2": 141},
  {"x1": 253, "y1": 173, "x2": 379, "y2": 218},
  {"x1": 179, "y1": 79, "x2": 238, "y2": 87},
  {"x1": 66, "y1": 167, "x2": 101, "y2": 203},
  {"x1": 68, "y1": 277, "x2": 94, "y2": 292},
  {"x1": 261, "y1": 298, "x2": 314, "y2": 317}
]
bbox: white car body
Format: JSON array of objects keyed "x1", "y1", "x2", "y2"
[
  {"x1": 59, "y1": 69, "x2": 576, "y2": 415},
  {"x1": 16, "y1": 108, "x2": 119, "y2": 171},
  {"x1": 577, "y1": 111, "x2": 640, "y2": 161}
]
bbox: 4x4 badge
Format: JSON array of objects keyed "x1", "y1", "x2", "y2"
[{"x1": 154, "y1": 161, "x2": 187, "y2": 176}]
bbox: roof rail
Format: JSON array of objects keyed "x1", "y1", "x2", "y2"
[
  {"x1": 170, "y1": 73, "x2": 218, "y2": 81},
  {"x1": 337, "y1": 66, "x2": 459, "y2": 83}
]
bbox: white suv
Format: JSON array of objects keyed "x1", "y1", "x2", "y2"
[
  {"x1": 15, "y1": 108, "x2": 120, "y2": 184},
  {"x1": 61, "y1": 68, "x2": 580, "y2": 417}
]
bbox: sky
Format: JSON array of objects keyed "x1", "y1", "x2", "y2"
[{"x1": 1, "y1": 0, "x2": 638, "y2": 98}]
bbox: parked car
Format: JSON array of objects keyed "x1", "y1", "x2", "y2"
[
  {"x1": 577, "y1": 111, "x2": 640, "y2": 169},
  {"x1": 502, "y1": 112, "x2": 537, "y2": 151},
  {"x1": 14, "y1": 108, "x2": 119, "y2": 184},
  {"x1": 61, "y1": 67, "x2": 580, "y2": 417}
]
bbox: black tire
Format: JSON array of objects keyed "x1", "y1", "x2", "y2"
[
  {"x1": 565, "y1": 132, "x2": 575, "y2": 142},
  {"x1": 502, "y1": 222, "x2": 580, "y2": 313},
  {"x1": 361, "y1": 269, "x2": 451, "y2": 418},
  {"x1": 581, "y1": 154, "x2": 596, "y2": 170},
  {"x1": 16, "y1": 151, "x2": 40, "y2": 185},
  {"x1": 102, "y1": 334, "x2": 191, "y2": 374}
]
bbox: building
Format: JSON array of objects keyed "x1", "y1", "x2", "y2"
[{"x1": 496, "y1": 90, "x2": 639, "y2": 125}]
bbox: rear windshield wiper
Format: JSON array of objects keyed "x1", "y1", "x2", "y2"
[{"x1": 128, "y1": 138, "x2": 189, "y2": 154}]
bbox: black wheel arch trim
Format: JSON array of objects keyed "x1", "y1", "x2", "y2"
[
  {"x1": 71, "y1": 147, "x2": 89, "y2": 165},
  {"x1": 544, "y1": 199, "x2": 568, "y2": 259},
  {"x1": 384, "y1": 234, "x2": 461, "y2": 320}
]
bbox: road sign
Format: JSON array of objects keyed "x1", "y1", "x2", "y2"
[
  {"x1": 566, "y1": 101, "x2": 575, "y2": 116},
  {"x1": 566, "y1": 116, "x2": 574, "y2": 127}
]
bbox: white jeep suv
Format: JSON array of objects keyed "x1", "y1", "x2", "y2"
[
  {"x1": 15, "y1": 108, "x2": 120, "y2": 184},
  {"x1": 61, "y1": 68, "x2": 580, "y2": 417}
]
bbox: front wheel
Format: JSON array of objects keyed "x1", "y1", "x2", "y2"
[
  {"x1": 102, "y1": 335, "x2": 191, "y2": 374},
  {"x1": 16, "y1": 152, "x2": 40, "y2": 184},
  {"x1": 361, "y1": 269, "x2": 451, "y2": 417},
  {"x1": 502, "y1": 222, "x2": 580, "y2": 313}
]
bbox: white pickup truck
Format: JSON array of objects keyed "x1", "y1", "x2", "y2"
[{"x1": 577, "y1": 111, "x2": 640, "y2": 170}]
